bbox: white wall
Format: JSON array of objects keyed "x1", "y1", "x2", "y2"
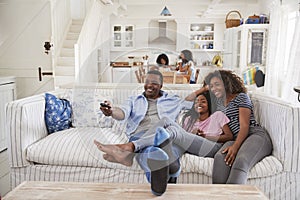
[
  {"x1": 70, "y1": 0, "x2": 87, "y2": 19},
  {"x1": 0, "y1": 0, "x2": 54, "y2": 98}
]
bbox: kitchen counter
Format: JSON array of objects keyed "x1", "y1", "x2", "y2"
[{"x1": 111, "y1": 65, "x2": 144, "y2": 83}]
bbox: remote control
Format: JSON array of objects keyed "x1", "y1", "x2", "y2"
[{"x1": 100, "y1": 102, "x2": 111, "y2": 109}]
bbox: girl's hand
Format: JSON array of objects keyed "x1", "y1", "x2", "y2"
[
  {"x1": 191, "y1": 128, "x2": 198, "y2": 135},
  {"x1": 222, "y1": 145, "x2": 239, "y2": 166},
  {"x1": 197, "y1": 130, "x2": 205, "y2": 137},
  {"x1": 204, "y1": 84, "x2": 209, "y2": 91}
]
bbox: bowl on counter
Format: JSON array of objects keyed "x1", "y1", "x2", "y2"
[{"x1": 191, "y1": 26, "x2": 200, "y2": 31}]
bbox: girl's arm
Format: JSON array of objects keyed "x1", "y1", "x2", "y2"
[
  {"x1": 202, "y1": 124, "x2": 233, "y2": 142},
  {"x1": 178, "y1": 63, "x2": 190, "y2": 72},
  {"x1": 222, "y1": 107, "x2": 251, "y2": 166},
  {"x1": 185, "y1": 85, "x2": 209, "y2": 101}
]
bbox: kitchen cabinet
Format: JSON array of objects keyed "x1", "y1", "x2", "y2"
[
  {"x1": 223, "y1": 24, "x2": 269, "y2": 76},
  {"x1": 112, "y1": 66, "x2": 131, "y2": 83},
  {"x1": 0, "y1": 76, "x2": 16, "y2": 151},
  {"x1": 189, "y1": 23, "x2": 215, "y2": 51},
  {"x1": 112, "y1": 66, "x2": 139, "y2": 83},
  {"x1": 112, "y1": 25, "x2": 134, "y2": 51}
]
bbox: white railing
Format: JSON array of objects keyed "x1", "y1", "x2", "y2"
[
  {"x1": 49, "y1": 0, "x2": 72, "y2": 71},
  {"x1": 75, "y1": 0, "x2": 108, "y2": 83}
]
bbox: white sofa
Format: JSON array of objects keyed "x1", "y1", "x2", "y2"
[{"x1": 6, "y1": 83, "x2": 300, "y2": 200}]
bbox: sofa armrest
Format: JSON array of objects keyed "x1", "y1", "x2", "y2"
[
  {"x1": 6, "y1": 94, "x2": 48, "y2": 168},
  {"x1": 250, "y1": 92, "x2": 300, "y2": 173}
]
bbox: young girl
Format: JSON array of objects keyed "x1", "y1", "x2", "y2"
[
  {"x1": 181, "y1": 91, "x2": 233, "y2": 142},
  {"x1": 177, "y1": 49, "x2": 196, "y2": 84}
]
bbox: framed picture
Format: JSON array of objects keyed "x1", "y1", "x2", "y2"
[{"x1": 247, "y1": 28, "x2": 268, "y2": 65}]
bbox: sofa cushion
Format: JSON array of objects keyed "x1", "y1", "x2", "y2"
[
  {"x1": 26, "y1": 127, "x2": 283, "y2": 179},
  {"x1": 44, "y1": 93, "x2": 72, "y2": 134},
  {"x1": 180, "y1": 154, "x2": 283, "y2": 179},
  {"x1": 26, "y1": 127, "x2": 141, "y2": 170}
]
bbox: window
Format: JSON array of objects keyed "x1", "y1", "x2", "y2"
[{"x1": 282, "y1": 11, "x2": 298, "y2": 76}]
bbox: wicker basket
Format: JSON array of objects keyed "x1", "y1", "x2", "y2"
[{"x1": 225, "y1": 10, "x2": 242, "y2": 28}]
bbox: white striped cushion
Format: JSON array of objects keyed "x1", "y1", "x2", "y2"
[
  {"x1": 26, "y1": 127, "x2": 282, "y2": 179},
  {"x1": 26, "y1": 127, "x2": 142, "y2": 171},
  {"x1": 180, "y1": 154, "x2": 282, "y2": 179}
]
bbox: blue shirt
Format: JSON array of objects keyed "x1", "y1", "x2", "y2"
[{"x1": 119, "y1": 90, "x2": 193, "y2": 137}]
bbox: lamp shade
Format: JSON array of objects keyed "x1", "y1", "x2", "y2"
[{"x1": 160, "y1": 6, "x2": 171, "y2": 16}]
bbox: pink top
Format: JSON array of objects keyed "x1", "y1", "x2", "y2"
[{"x1": 184, "y1": 111, "x2": 230, "y2": 136}]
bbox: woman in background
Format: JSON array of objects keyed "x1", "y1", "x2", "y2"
[
  {"x1": 177, "y1": 49, "x2": 196, "y2": 84},
  {"x1": 156, "y1": 53, "x2": 169, "y2": 67}
]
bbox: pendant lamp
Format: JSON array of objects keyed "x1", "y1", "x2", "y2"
[{"x1": 160, "y1": 6, "x2": 172, "y2": 16}]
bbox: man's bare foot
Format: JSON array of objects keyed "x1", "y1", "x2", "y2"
[
  {"x1": 116, "y1": 143, "x2": 135, "y2": 152},
  {"x1": 103, "y1": 154, "x2": 118, "y2": 163},
  {"x1": 94, "y1": 140, "x2": 134, "y2": 166}
]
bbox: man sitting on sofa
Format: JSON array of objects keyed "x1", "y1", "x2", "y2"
[{"x1": 95, "y1": 70, "x2": 206, "y2": 196}]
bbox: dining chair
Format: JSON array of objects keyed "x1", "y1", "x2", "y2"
[
  {"x1": 135, "y1": 70, "x2": 141, "y2": 83},
  {"x1": 194, "y1": 69, "x2": 200, "y2": 83},
  {"x1": 138, "y1": 65, "x2": 146, "y2": 83}
]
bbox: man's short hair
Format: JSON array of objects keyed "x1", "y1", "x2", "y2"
[{"x1": 147, "y1": 70, "x2": 163, "y2": 85}]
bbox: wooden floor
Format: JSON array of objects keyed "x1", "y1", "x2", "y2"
[
  {"x1": 0, "y1": 150, "x2": 10, "y2": 197},
  {"x1": 3, "y1": 181, "x2": 268, "y2": 200}
]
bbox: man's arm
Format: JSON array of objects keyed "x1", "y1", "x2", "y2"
[
  {"x1": 184, "y1": 85, "x2": 209, "y2": 101},
  {"x1": 100, "y1": 105, "x2": 125, "y2": 120}
]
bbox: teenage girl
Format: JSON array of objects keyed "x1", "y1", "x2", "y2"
[{"x1": 181, "y1": 91, "x2": 233, "y2": 142}]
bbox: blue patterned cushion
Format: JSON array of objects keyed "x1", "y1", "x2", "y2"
[{"x1": 45, "y1": 93, "x2": 72, "y2": 134}]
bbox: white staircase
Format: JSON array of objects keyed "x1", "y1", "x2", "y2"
[{"x1": 54, "y1": 19, "x2": 83, "y2": 88}]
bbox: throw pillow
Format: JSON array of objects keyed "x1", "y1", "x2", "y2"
[
  {"x1": 71, "y1": 88, "x2": 114, "y2": 127},
  {"x1": 45, "y1": 93, "x2": 72, "y2": 134}
]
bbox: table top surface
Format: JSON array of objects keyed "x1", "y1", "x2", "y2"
[{"x1": 4, "y1": 181, "x2": 268, "y2": 200}]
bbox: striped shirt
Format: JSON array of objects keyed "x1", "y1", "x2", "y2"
[{"x1": 216, "y1": 93, "x2": 259, "y2": 138}]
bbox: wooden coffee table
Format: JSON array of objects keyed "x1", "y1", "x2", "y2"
[{"x1": 3, "y1": 181, "x2": 268, "y2": 200}]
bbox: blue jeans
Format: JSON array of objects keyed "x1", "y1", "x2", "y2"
[{"x1": 129, "y1": 131, "x2": 181, "y2": 182}]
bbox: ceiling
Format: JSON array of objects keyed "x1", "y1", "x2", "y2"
[{"x1": 110, "y1": 0, "x2": 261, "y2": 20}]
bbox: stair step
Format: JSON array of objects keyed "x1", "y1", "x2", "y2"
[
  {"x1": 60, "y1": 48, "x2": 74, "y2": 57},
  {"x1": 55, "y1": 66, "x2": 75, "y2": 76},
  {"x1": 54, "y1": 19, "x2": 84, "y2": 88},
  {"x1": 63, "y1": 39, "x2": 77, "y2": 48},
  {"x1": 69, "y1": 25, "x2": 82, "y2": 33},
  {"x1": 72, "y1": 19, "x2": 84, "y2": 25},
  {"x1": 66, "y1": 32, "x2": 80, "y2": 40},
  {"x1": 57, "y1": 57, "x2": 75, "y2": 66}
]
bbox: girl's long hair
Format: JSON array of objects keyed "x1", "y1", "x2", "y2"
[
  {"x1": 181, "y1": 49, "x2": 193, "y2": 64},
  {"x1": 181, "y1": 91, "x2": 212, "y2": 132}
]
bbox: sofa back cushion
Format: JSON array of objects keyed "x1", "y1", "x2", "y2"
[
  {"x1": 71, "y1": 88, "x2": 111, "y2": 127},
  {"x1": 70, "y1": 86, "x2": 143, "y2": 127},
  {"x1": 68, "y1": 84, "x2": 197, "y2": 128}
]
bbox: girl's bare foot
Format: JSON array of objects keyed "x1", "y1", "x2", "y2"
[{"x1": 94, "y1": 140, "x2": 134, "y2": 166}]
